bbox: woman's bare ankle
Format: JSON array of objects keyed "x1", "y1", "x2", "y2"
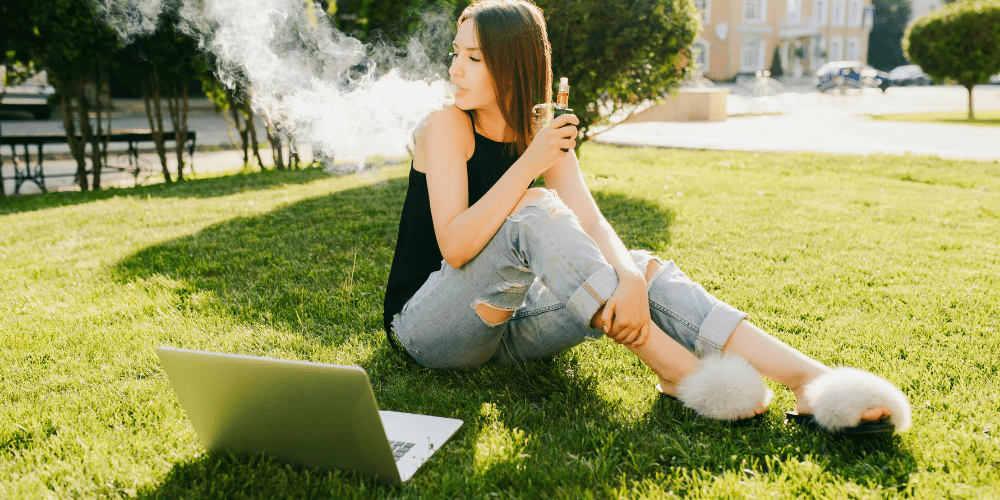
[{"x1": 656, "y1": 377, "x2": 679, "y2": 397}]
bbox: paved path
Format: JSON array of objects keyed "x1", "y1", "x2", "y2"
[
  {"x1": 593, "y1": 85, "x2": 1000, "y2": 162},
  {"x1": 4, "y1": 85, "x2": 999, "y2": 195}
]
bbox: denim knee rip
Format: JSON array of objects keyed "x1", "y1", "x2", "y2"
[
  {"x1": 630, "y1": 249, "x2": 665, "y2": 286},
  {"x1": 471, "y1": 280, "x2": 528, "y2": 327}
]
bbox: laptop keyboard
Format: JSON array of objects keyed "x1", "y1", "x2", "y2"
[{"x1": 389, "y1": 440, "x2": 416, "y2": 461}]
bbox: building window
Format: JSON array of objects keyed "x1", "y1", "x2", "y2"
[
  {"x1": 693, "y1": 39, "x2": 710, "y2": 71},
  {"x1": 694, "y1": 0, "x2": 712, "y2": 23},
  {"x1": 741, "y1": 37, "x2": 766, "y2": 71},
  {"x1": 787, "y1": 0, "x2": 802, "y2": 24},
  {"x1": 863, "y1": 5, "x2": 874, "y2": 30},
  {"x1": 744, "y1": 0, "x2": 767, "y2": 23},
  {"x1": 831, "y1": 0, "x2": 846, "y2": 26},
  {"x1": 829, "y1": 36, "x2": 844, "y2": 61},
  {"x1": 846, "y1": 37, "x2": 861, "y2": 61},
  {"x1": 848, "y1": 0, "x2": 863, "y2": 27},
  {"x1": 815, "y1": 0, "x2": 828, "y2": 25},
  {"x1": 812, "y1": 36, "x2": 826, "y2": 70}
]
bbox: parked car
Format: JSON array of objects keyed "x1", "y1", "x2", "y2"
[
  {"x1": 888, "y1": 64, "x2": 931, "y2": 86},
  {"x1": 991, "y1": 73, "x2": 1000, "y2": 85},
  {"x1": 1, "y1": 69, "x2": 55, "y2": 119},
  {"x1": 814, "y1": 61, "x2": 891, "y2": 92}
]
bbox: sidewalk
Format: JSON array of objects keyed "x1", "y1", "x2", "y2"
[
  {"x1": 593, "y1": 85, "x2": 1000, "y2": 162},
  {"x1": 5, "y1": 86, "x2": 1000, "y2": 196}
]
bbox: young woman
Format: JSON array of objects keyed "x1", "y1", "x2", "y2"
[{"x1": 383, "y1": 0, "x2": 911, "y2": 433}]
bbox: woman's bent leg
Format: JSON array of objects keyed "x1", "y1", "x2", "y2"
[{"x1": 393, "y1": 190, "x2": 620, "y2": 368}]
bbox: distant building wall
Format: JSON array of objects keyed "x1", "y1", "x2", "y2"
[
  {"x1": 910, "y1": 0, "x2": 944, "y2": 23},
  {"x1": 694, "y1": 0, "x2": 874, "y2": 80}
]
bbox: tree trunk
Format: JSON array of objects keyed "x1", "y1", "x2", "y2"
[
  {"x1": 58, "y1": 88, "x2": 84, "y2": 192},
  {"x1": 289, "y1": 139, "x2": 300, "y2": 169},
  {"x1": 1, "y1": 89, "x2": 5, "y2": 197},
  {"x1": 967, "y1": 84, "x2": 975, "y2": 121},
  {"x1": 90, "y1": 64, "x2": 107, "y2": 191},
  {"x1": 267, "y1": 123, "x2": 285, "y2": 170},
  {"x1": 71, "y1": 80, "x2": 92, "y2": 192},
  {"x1": 246, "y1": 108, "x2": 263, "y2": 169},
  {"x1": 166, "y1": 87, "x2": 184, "y2": 181},
  {"x1": 99, "y1": 65, "x2": 111, "y2": 180},
  {"x1": 144, "y1": 69, "x2": 172, "y2": 183},
  {"x1": 178, "y1": 84, "x2": 190, "y2": 179},
  {"x1": 229, "y1": 103, "x2": 250, "y2": 166}
]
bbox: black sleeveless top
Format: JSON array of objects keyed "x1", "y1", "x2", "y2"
[{"x1": 383, "y1": 114, "x2": 528, "y2": 337}]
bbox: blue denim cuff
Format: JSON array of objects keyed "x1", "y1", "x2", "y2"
[
  {"x1": 566, "y1": 265, "x2": 619, "y2": 329},
  {"x1": 695, "y1": 302, "x2": 749, "y2": 355}
]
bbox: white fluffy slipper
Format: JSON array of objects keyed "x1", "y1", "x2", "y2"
[
  {"x1": 675, "y1": 353, "x2": 774, "y2": 421},
  {"x1": 804, "y1": 367, "x2": 912, "y2": 433}
]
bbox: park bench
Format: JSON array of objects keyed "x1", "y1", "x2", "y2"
[{"x1": 1, "y1": 129, "x2": 196, "y2": 194}]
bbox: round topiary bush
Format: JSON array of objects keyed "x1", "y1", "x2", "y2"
[{"x1": 904, "y1": 0, "x2": 1000, "y2": 119}]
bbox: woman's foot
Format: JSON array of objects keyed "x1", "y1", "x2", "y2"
[
  {"x1": 792, "y1": 381, "x2": 892, "y2": 423},
  {"x1": 671, "y1": 353, "x2": 774, "y2": 422},
  {"x1": 657, "y1": 378, "x2": 766, "y2": 419},
  {"x1": 788, "y1": 367, "x2": 912, "y2": 433}
]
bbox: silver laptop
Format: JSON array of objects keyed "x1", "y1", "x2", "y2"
[{"x1": 156, "y1": 347, "x2": 463, "y2": 485}]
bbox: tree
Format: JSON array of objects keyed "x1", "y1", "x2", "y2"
[
  {"x1": 536, "y1": 0, "x2": 700, "y2": 147},
  {"x1": 0, "y1": 60, "x2": 34, "y2": 198},
  {"x1": 5, "y1": 0, "x2": 120, "y2": 192},
  {"x1": 904, "y1": 0, "x2": 1000, "y2": 120},
  {"x1": 769, "y1": 47, "x2": 784, "y2": 77},
  {"x1": 867, "y1": 0, "x2": 912, "y2": 71},
  {"x1": 331, "y1": 0, "x2": 440, "y2": 41},
  {"x1": 116, "y1": 12, "x2": 206, "y2": 183},
  {"x1": 388, "y1": 0, "x2": 700, "y2": 148},
  {"x1": 200, "y1": 73, "x2": 264, "y2": 170}
]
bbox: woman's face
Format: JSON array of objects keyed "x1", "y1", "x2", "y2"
[{"x1": 449, "y1": 19, "x2": 498, "y2": 112}]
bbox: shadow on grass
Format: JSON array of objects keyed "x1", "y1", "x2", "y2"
[
  {"x1": 114, "y1": 180, "x2": 913, "y2": 497},
  {"x1": 0, "y1": 166, "x2": 331, "y2": 216}
]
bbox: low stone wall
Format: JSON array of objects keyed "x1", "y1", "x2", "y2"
[{"x1": 624, "y1": 87, "x2": 730, "y2": 123}]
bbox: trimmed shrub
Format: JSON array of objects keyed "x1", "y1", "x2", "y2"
[{"x1": 904, "y1": 0, "x2": 1000, "y2": 119}]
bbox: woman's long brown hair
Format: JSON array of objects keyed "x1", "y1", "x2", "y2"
[{"x1": 458, "y1": 0, "x2": 552, "y2": 156}]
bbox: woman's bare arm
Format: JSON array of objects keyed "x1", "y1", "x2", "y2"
[
  {"x1": 422, "y1": 105, "x2": 577, "y2": 268},
  {"x1": 543, "y1": 152, "x2": 651, "y2": 345},
  {"x1": 541, "y1": 152, "x2": 641, "y2": 281}
]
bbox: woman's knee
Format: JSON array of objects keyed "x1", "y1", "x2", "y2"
[
  {"x1": 509, "y1": 187, "x2": 549, "y2": 217},
  {"x1": 645, "y1": 259, "x2": 662, "y2": 283}
]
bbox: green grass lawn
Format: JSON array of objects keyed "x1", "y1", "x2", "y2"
[
  {"x1": 2, "y1": 145, "x2": 999, "y2": 498},
  {"x1": 870, "y1": 110, "x2": 1000, "y2": 127}
]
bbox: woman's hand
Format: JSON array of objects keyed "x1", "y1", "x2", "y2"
[
  {"x1": 601, "y1": 272, "x2": 651, "y2": 347},
  {"x1": 521, "y1": 114, "x2": 578, "y2": 178}
]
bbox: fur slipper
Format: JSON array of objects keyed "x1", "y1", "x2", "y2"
[
  {"x1": 794, "y1": 367, "x2": 912, "y2": 434},
  {"x1": 674, "y1": 353, "x2": 774, "y2": 421}
]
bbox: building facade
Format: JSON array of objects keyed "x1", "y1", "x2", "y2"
[{"x1": 692, "y1": 0, "x2": 875, "y2": 80}]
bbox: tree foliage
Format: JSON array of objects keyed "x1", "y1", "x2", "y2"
[
  {"x1": 343, "y1": 0, "x2": 700, "y2": 148},
  {"x1": 332, "y1": 0, "x2": 444, "y2": 41},
  {"x1": 3, "y1": 0, "x2": 120, "y2": 192},
  {"x1": 904, "y1": 0, "x2": 1000, "y2": 119},
  {"x1": 769, "y1": 47, "x2": 784, "y2": 77},
  {"x1": 116, "y1": 11, "x2": 207, "y2": 183},
  {"x1": 867, "y1": 0, "x2": 912, "y2": 71},
  {"x1": 536, "y1": 0, "x2": 700, "y2": 145}
]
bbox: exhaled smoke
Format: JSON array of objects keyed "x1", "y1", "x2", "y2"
[{"x1": 92, "y1": 0, "x2": 456, "y2": 166}]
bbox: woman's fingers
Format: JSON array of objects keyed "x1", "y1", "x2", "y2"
[
  {"x1": 632, "y1": 322, "x2": 651, "y2": 347},
  {"x1": 550, "y1": 113, "x2": 579, "y2": 128},
  {"x1": 601, "y1": 301, "x2": 615, "y2": 335}
]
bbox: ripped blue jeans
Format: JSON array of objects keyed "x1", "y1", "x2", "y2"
[{"x1": 391, "y1": 189, "x2": 748, "y2": 369}]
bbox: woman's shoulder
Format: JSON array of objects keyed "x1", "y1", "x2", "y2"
[
  {"x1": 422, "y1": 104, "x2": 473, "y2": 139},
  {"x1": 413, "y1": 104, "x2": 475, "y2": 170}
]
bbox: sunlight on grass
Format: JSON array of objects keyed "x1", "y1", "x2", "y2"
[
  {"x1": 2, "y1": 147, "x2": 999, "y2": 498},
  {"x1": 870, "y1": 110, "x2": 1000, "y2": 127}
]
